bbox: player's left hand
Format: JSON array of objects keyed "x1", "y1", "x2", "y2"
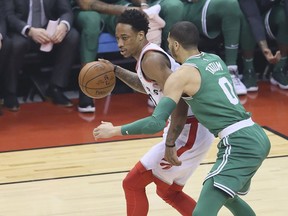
[
  {"x1": 93, "y1": 121, "x2": 121, "y2": 140},
  {"x1": 164, "y1": 146, "x2": 182, "y2": 166}
]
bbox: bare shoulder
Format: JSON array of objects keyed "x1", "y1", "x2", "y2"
[
  {"x1": 141, "y1": 50, "x2": 172, "y2": 86},
  {"x1": 175, "y1": 64, "x2": 200, "y2": 78},
  {"x1": 172, "y1": 64, "x2": 201, "y2": 96},
  {"x1": 142, "y1": 50, "x2": 170, "y2": 68}
]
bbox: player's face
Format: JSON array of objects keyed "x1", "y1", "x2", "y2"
[{"x1": 115, "y1": 23, "x2": 143, "y2": 58}]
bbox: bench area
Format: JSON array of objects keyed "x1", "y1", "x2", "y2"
[
  {"x1": 21, "y1": 32, "x2": 136, "y2": 102},
  {"x1": 20, "y1": 33, "x2": 273, "y2": 102}
]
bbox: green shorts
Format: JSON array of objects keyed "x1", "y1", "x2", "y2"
[{"x1": 205, "y1": 123, "x2": 271, "y2": 197}]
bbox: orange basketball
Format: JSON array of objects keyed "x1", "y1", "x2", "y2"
[{"x1": 78, "y1": 61, "x2": 116, "y2": 99}]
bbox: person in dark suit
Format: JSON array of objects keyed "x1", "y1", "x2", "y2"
[
  {"x1": 0, "y1": 0, "x2": 12, "y2": 113},
  {"x1": 5, "y1": 0, "x2": 79, "y2": 111}
]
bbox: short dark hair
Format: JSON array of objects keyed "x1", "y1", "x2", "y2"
[
  {"x1": 169, "y1": 21, "x2": 199, "y2": 49},
  {"x1": 117, "y1": 9, "x2": 149, "y2": 35}
]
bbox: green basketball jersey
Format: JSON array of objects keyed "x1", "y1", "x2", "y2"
[{"x1": 182, "y1": 52, "x2": 251, "y2": 136}]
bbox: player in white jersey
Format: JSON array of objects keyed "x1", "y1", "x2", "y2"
[{"x1": 98, "y1": 10, "x2": 214, "y2": 216}]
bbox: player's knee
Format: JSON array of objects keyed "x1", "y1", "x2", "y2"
[
  {"x1": 192, "y1": 207, "x2": 201, "y2": 216},
  {"x1": 156, "y1": 187, "x2": 177, "y2": 204},
  {"x1": 122, "y1": 173, "x2": 134, "y2": 191},
  {"x1": 122, "y1": 169, "x2": 143, "y2": 191}
]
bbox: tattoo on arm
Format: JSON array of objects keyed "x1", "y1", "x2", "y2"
[
  {"x1": 166, "y1": 124, "x2": 183, "y2": 146},
  {"x1": 115, "y1": 66, "x2": 146, "y2": 93}
]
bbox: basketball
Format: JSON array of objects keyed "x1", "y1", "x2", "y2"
[{"x1": 78, "y1": 61, "x2": 116, "y2": 99}]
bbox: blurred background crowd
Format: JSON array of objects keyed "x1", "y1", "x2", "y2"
[{"x1": 0, "y1": 0, "x2": 287, "y2": 114}]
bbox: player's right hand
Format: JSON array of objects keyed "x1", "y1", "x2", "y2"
[
  {"x1": 93, "y1": 121, "x2": 122, "y2": 140},
  {"x1": 98, "y1": 58, "x2": 114, "y2": 72}
]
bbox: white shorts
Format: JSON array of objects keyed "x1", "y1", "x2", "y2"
[{"x1": 140, "y1": 116, "x2": 214, "y2": 186}]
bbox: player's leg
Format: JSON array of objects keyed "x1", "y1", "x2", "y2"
[
  {"x1": 268, "y1": 5, "x2": 288, "y2": 89},
  {"x1": 150, "y1": 0, "x2": 184, "y2": 50},
  {"x1": 73, "y1": 10, "x2": 102, "y2": 112},
  {"x1": 193, "y1": 178, "x2": 228, "y2": 216},
  {"x1": 193, "y1": 178, "x2": 256, "y2": 216},
  {"x1": 73, "y1": 10, "x2": 102, "y2": 64},
  {"x1": 154, "y1": 119, "x2": 213, "y2": 215},
  {"x1": 122, "y1": 161, "x2": 153, "y2": 216},
  {"x1": 206, "y1": 0, "x2": 247, "y2": 95},
  {"x1": 194, "y1": 124, "x2": 270, "y2": 215},
  {"x1": 224, "y1": 195, "x2": 256, "y2": 216},
  {"x1": 206, "y1": 0, "x2": 241, "y2": 66},
  {"x1": 239, "y1": 10, "x2": 258, "y2": 92},
  {"x1": 156, "y1": 180, "x2": 196, "y2": 216}
]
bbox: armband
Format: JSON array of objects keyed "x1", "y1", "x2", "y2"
[
  {"x1": 140, "y1": 3, "x2": 149, "y2": 7},
  {"x1": 165, "y1": 144, "x2": 176, "y2": 147},
  {"x1": 121, "y1": 97, "x2": 176, "y2": 135},
  {"x1": 114, "y1": 65, "x2": 118, "y2": 72}
]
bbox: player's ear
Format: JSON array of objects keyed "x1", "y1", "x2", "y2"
[
  {"x1": 138, "y1": 31, "x2": 145, "y2": 41},
  {"x1": 174, "y1": 40, "x2": 180, "y2": 50}
]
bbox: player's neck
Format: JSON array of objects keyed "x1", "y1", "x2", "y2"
[
  {"x1": 179, "y1": 49, "x2": 200, "y2": 64},
  {"x1": 134, "y1": 40, "x2": 150, "y2": 60}
]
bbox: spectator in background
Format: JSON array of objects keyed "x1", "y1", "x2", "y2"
[
  {"x1": 238, "y1": 0, "x2": 288, "y2": 90},
  {"x1": 5, "y1": 0, "x2": 79, "y2": 111},
  {"x1": 142, "y1": 4, "x2": 165, "y2": 46},
  {"x1": 137, "y1": 0, "x2": 184, "y2": 50},
  {"x1": 181, "y1": 0, "x2": 248, "y2": 96},
  {"x1": 0, "y1": 0, "x2": 12, "y2": 113}
]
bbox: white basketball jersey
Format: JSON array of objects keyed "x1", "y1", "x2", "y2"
[
  {"x1": 136, "y1": 43, "x2": 180, "y2": 106},
  {"x1": 137, "y1": 45, "x2": 214, "y2": 186}
]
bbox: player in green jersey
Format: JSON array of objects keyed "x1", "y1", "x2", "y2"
[{"x1": 93, "y1": 21, "x2": 271, "y2": 215}]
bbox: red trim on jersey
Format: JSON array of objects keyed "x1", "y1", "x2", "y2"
[
  {"x1": 177, "y1": 116, "x2": 199, "y2": 157},
  {"x1": 136, "y1": 42, "x2": 167, "y2": 83}
]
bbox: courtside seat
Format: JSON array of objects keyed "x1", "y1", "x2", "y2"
[
  {"x1": 98, "y1": 32, "x2": 119, "y2": 53},
  {"x1": 22, "y1": 32, "x2": 134, "y2": 102}
]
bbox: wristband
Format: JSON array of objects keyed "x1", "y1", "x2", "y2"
[
  {"x1": 114, "y1": 65, "x2": 118, "y2": 72},
  {"x1": 165, "y1": 144, "x2": 176, "y2": 148},
  {"x1": 140, "y1": 3, "x2": 149, "y2": 7}
]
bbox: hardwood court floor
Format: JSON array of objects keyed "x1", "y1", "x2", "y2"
[{"x1": 0, "y1": 80, "x2": 287, "y2": 215}]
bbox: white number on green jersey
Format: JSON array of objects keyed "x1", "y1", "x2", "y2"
[{"x1": 218, "y1": 77, "x2": 239, "y2": 105}]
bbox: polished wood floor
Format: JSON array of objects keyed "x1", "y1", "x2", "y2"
[{"x1": 0, "y1": 80, "x2": 287, "y2": 215}]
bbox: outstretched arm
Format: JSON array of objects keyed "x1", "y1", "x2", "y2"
[{"x1": 93, "y1": 97, "x2": 177, "y2": 139}]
